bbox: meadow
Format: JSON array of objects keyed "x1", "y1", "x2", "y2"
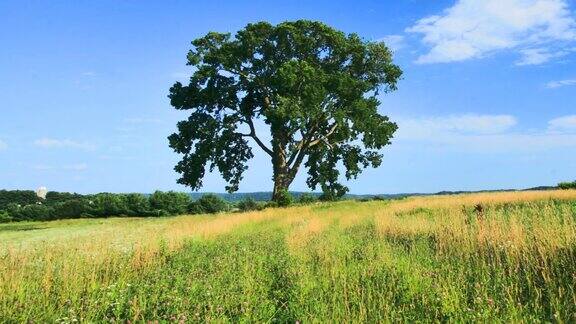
[{"x1": 1, "y1": 190, "x2": 575, "y2": 322}]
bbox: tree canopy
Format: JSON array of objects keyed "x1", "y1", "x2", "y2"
[{"x1": 168, "y1": 20, "x2": 402, "y2": 200}]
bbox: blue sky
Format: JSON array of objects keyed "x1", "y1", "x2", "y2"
[{"x1": 1, "y1": 0, "x2": 575, "y2": 194}]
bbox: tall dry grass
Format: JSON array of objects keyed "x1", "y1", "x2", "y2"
[{"x1": 0, "y1": 189, "x2": 574, "y2": 321}]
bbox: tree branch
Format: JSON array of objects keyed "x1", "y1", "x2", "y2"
[
  {"x1": 307, "y1": 123, "x2": 338, "y2": 148},
  {"x1": 287, "y1": 127, "x2": 312, "y2": 166},
  {"x1": 244, "y1": 117, "x2": 273, "y2": 157},
  {"x1": 287, "y1": 144, "x2": 308, "y2": 182},
  {"x1": 287, "y1": 121, "x2": 338, "y2": 167},
  {"x1": 287, "y1": 145, "x2": 302, "y2": 168}
]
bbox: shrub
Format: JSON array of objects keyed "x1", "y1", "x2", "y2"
[
  {"x1": 8, "y1": 204, "x2": 54, "y2": 221},
  {"x1": 237, "y1": 198, "x2": 262, "y2": 212},
  {"x1": 298, "y1": 193, "x2": 317, "y2": 204},
  {"x1": 558, "y1": 181, "x2": 576, "y2": 190},
  {"x1": 45, "y1": 191, "x2": 84, "y2": 206},
  {"x1": 187, "y1": 201, "x2": 205, "y2": 214},
  {"x1": 265, "y1": 201, "x2": 278, "y2": 209},
  {"x1": 149, "y1": 191, "x2": 191, "y2": 215},
  {"x1": 124, "y1": 193, "x2": 151, "y2": 216},
  {"x1": 0, "y1": 190, "x2": 39, "y2": 210},
  {"x1": 318, "y1": 192, "x2": 338, "y2": 202},
  {"x1": 52, "y1": 199, "x2": 91, "y2": 219},
  {"x1": 5, "y1": 203, "x2": 20, "y2": 219},
  {"x1": 91, "y1": 193, "x2": 128, "y2": 217},
  {"x1": 318, "y1": 184, "x2": 348, "y2": 202},
  {"x1": 0, "y1": 210, "x2": 12, "y2": 223},
  {"x1": 274, "y1": 189, "x2": 293, "y2": 207},
  {"x1": 196, "y1": 194, "x2": 229, "y2": 214}
]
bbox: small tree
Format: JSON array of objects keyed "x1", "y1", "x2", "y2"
[
  {"x1": 0, "y1": 210, "x2": 11, "y2": 223},
  {"x1": 124, "y1": 193, "x2": 151, "y2": 216},
  {"x1": 237, "y1": 197, "x2": 262, "y2": 212},
  {"x1": 196, "y1": 194, "x2": 229, "y2": 214},
  {"x1": 92, "y1": 193, "x2": 128, "y2": 217},
  {"x1": 298, "y1": 193, "x2": 317, "y2": 204},
  {"x1": 45, "y1": 191, "x2": 84, "y2": 205},
  {"x1": 8, "y1": 204, "x2": 53, "y2": 221},
  {"x1": 0, "y1": 190, "x2": 39, "y2": 210},
  {"x1": 169, "y1": 20, "x2": 401, "y2": 201},
  {"x1": 273, "y1": 189, "x2": 293, "y2": 207},
  {"x1": 149, "y1": 191, "x2": 191, "y2": 215},
  {"x1": 558, "y1": 181, "x2": 576, "y2": 190},
  {"x1": 52, "y1": 199, "x2": 90, "y2": 219}
]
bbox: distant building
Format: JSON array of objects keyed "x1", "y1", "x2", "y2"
[{"x1": 36, "y1": 186, "x2": 48, "y2": 200}]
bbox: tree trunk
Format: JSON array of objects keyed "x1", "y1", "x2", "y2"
[
  {"x1": 272, "y1": 175, "x2": 290, "y2": 201},
  {"x1": 271, "y1": 145, "x2": 291, "y2": 201},
  {"x1": 270, "y1": 125, "x2": 293, "y2": 202}
]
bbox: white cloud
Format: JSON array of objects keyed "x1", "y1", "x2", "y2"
[
  {"x1": 516, "y1": 47, "x2": 569, "y2": 65},
  {"x1": 395, "y1": 114, "x2": 576, "y2": 152},
  {"x1": 446, "y1": 133, "x2": 576, "y2": 152},
  {"x1": 397, "y1": 114, "x2": 517, "y2": 139},
  {"x1": 34, "y1": 138, "x2": 95, "y2": 151},
  {"x1": 0, "y1": 139, "x2": 7, "y2": 151},
  {"x1": 377, "y1": 35, "x2": 405, "y2": 52},
  {"x1": 407, "y1": 0, "x2": 576, "y2": 64},
  {"x1": 546, "y1": 78, "x2": 576, "y2": 88},
  {"x1": 64, "y1": 163, "x2": 88, "y2": 171},
  {"x1": 32, "y1": 164, "x2": 54, "y2": 171},
  {"x1": 548, "y1": 115, "x2": 576, "y2": 131}
]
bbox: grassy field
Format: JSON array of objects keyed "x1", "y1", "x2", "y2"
[{"x1": 1, "y1": 190, "x2": 575, "y2": 322}]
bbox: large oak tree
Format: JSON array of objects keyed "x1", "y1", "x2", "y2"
[{"x1": 168, "y1": 20, "x2": 402, "y2": 201}]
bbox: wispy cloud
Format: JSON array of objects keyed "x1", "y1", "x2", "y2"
[
  {"x1": 397, "y1": 114, "x2": 517, "y2": 139},
  {"x1": 33, "y1": 138, "x2": 95, "y2": 151},
  {"x1": 64, "y1": 163, "x2": 88, "y2": 171},
  {"x1": 395, "y1": 114, "x2": 576, "y2": 152},
  {"x1": 124, "y1": 117, "x2": 165, "y2": 124},
  {"x1": 516, "y1": 47, "x2": 570, "y2": 65},
  {"x1": 548, "y1": 115, "x2": 576, "y2": 132},
  {"x1": 377, "y1": 35, "x2": 405, "y2": 52},
  {"x1": 81, "y1": 71, "x2": 97, "y2": 77},
  {"x1": 406, "y1": 0, "x2": 576, "y2": 64},
  {"x1": 0, "y1": 139, "x2": 7, "y2": 151},
  {"x1": 98, "y1": 155, "x2": 136, "y2": 161},
  {"x1": 32, "y1": 163, "x2": 88, "y2": 171},
  {"x1": 31, "y1": 164, "x2": 54, "y2": 171},
  {"x1": 546, "y1": 78, "x2": 576, "y2": 88}
]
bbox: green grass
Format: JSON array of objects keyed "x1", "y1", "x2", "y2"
[{"x1": 1, "y1": 190, "x2": 575, "y2": 322}]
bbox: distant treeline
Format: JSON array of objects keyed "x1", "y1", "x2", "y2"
[
  {"x1": 0, "y1": 190, "x2": 324, "y2": 223},
  {"x1": 191, "y1": 191, "x2": 412, "y2": 202},
  {"x1": 191, "y1": 184, "x2": 568, "y2": 202},
  {"x1": 0, "y1": 190, "x2": 238, "y2": 223},
  {"x1": 1, "y1": 182, "x2": 571, "y2": 223}
]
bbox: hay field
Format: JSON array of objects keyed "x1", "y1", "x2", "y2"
[{"x1": 1, "y1": 190, "x2": 575, "y2": 322}]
